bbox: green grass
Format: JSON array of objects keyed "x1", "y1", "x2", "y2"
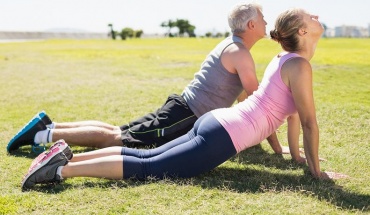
[{"x1": 0, "y1": 38, "x2": 369, "y2": 214}]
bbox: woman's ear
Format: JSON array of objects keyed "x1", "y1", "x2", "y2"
[{"x1": 298, "y1": 28, "x2": 307, "y2": 36}]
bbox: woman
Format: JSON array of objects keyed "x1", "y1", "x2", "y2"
[{"x1": 22, "y1": 8, "x2": 347, "y2": 189}]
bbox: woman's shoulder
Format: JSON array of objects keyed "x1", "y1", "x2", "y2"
[{"x1": 282, "y1": 56, "x2": 311, "y2": 72}]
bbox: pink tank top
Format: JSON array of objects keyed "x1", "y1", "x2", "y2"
[{"x1": 212, "y1": 52, "x2": 300, "y2": 153}]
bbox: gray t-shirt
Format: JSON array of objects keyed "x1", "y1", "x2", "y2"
[{"x1": 181, "y1": 36, "x2": 244, "y2": 117}]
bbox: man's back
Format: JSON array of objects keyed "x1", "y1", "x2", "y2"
[{"x1": 181, "y1": 36, "x2": 245, "y2": 118}]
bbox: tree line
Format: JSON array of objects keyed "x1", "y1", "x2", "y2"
[
  {"x1": 108, "y1": 19, "x2": 230, "y2": 40},
  {"x1": 108, "y1": 24, "x2": 143, "y2": 40}
]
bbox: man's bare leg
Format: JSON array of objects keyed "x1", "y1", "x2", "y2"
[
  {"x1": 54, "y1": 120, "x2": 117, "y2": 130},
  {"x1": 51, "y1": 126, "x2": 123, "y2": 148}
]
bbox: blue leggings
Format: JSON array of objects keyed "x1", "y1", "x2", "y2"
[{"x1": 121, "y1": 112, "x2": 237, "y2": 180}]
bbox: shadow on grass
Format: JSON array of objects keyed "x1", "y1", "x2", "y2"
[
  {"x1": 202, "y1": 145, "x2": 370, "y2": 211},
  {"x1": 17, "y1": 144, "x2": 369, "y2": 212},
  {"x1": 196, "y1": 168, "x2": 370, "y2": 212},
  {"x1": 229, "y1": 144, "x2": 311, "y2": 171}
]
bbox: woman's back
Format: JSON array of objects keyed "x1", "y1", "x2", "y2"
[{"x1": 212, "y1": 52, "x2": 300, "y2": 153}]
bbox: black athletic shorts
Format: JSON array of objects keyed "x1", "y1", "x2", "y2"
[{"x1": 120, "y1": 94, "x2": 197, "y2": 148}]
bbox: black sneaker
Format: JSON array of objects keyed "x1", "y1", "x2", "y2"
[
  {"x1": 38, "y1": 110, "x2": 52, "y2": 126},
  {"x1": 7, "y1": 114, "x2": 47, "y2": 153},
  {"x1": 21, "y1": 147, "x2": 68, "y2": 190}
]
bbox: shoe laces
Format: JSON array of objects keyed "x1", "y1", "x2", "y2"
[{"x1": 32, "y1": 142, "x2": 46, "y2": 154}]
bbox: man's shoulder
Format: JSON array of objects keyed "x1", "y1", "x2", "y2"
[{"x1": 223, "y1": 43, "x2": 250, "y2": 57}]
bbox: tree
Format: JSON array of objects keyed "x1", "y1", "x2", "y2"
[
  {"x1": 175, "y1": 19, "x2": 194, "y2": 37},
  {"x1": 108, "y1": 23, "x2": 116, "y2": 40},
  {"x1": 205, "y1": 32, "x2": 212, "y2": 38},
  {"x1": 215, "y1": 32, "x2": 223, "y2": 38},
  {"x1": 160, "y1": 19, "x2": 196, "y2": 37},
  {"x1": 322, "y1": 23, "x2": 328, "y2": 38},
  {"x1": 187, "y1": 25, "x2": 196, "y2": 37},
  {"x1": 120, "y1": 27, "x2": 134, "y2": 40},
  {"x1": 134, "y1": 30, "x2": 144, "y2": 38},
  {"x1": 161, "y1": 19, "x2": 176, "y2": 37}
]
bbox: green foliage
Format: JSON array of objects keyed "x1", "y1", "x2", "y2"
[
  {"x1": 119, "y1": 27, "x2": 144, "y2": 40},
  {"x1": 205, "y1": 32, "x2": 212, "y2": 38},
  {"x1": 134, "y1": 29, "x2": 144, "y2": 38},
  {"x1": 161, "y1": 19, "x2": 177, "y2": 37},
  {"x1": 204, "y1": 31, "x2": 231, "y2": 38},
  {"x1": 107, "y1": 23, "x2": 116, "y2": 40},
  {"x1": 120, "y1": 27, "x2": 134, "y2": 40},
  {"x1": 161, "y1": 19, "x2": 196, "y2": 37},
  {"x1": 0, "y1": 38, "x2": 369, "y2": 214}
]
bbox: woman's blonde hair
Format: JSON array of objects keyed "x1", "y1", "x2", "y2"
[{"x1": 270, "y1": 8, "x2": 306, "y2": 52}]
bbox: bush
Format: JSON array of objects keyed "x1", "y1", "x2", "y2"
[
  {"x1": 120, "y1": 28, "x2": 144, "y2": 40},
  {"x1": 120, "y1": 28, "x2": 134, "y2": 40},
  {"x1": 134, "y1": 30, "x2": 144, "y2": 38}
]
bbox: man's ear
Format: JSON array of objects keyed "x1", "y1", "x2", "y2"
[{"x1": 247, "y1": 20, "x2": 255, "y2": 30}]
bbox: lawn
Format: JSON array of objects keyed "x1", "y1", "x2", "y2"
[{"x1": 0, "y1": 37, "x2": 369, "y2": 214}]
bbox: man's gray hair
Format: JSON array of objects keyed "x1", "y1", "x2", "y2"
[{"x1": 228, "y1": 2, "x2": 262, "y2": 34}]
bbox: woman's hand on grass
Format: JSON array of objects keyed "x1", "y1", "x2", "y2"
[
  {"x1": 279, "y1": 146, "x2": 327, "y2": 164},
  {"x1": 319, "y1": 171, "x2": 349, "y2": 180},
  {"x1": 280, "y1": 146, "x2": 304, "y2": 154}
]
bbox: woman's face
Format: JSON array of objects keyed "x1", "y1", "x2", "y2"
[{"x1": 302, "y1": 11, "x2": 324, "y2": 37}]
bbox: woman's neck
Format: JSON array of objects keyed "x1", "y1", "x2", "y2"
[{"x1": 295, "y1": 39, "x2": 318, "y2": 61}]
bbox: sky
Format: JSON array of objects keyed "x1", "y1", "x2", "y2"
[{"x1": 0, "y1": 0, "x2": 369, "y2": 35}]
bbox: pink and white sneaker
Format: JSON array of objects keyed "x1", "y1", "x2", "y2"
[
  {"x1": 21, "y1": 140, "x2": 70, "y2": 190},
  {"x1": 29, "y1": 139, "x2": 72, "y2": 172}
]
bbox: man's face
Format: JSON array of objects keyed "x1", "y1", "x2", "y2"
[{"x1": 254, "y1": 9, "x2": 267, "y2": 38}]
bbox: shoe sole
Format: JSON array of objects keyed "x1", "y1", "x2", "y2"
[{"x1": 21, "y1": 147, "x2": 68, "y2": 189}]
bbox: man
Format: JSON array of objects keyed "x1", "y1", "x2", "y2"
[{"x1": 8, "y1": 3, "x2": 282, "y2": 153}]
